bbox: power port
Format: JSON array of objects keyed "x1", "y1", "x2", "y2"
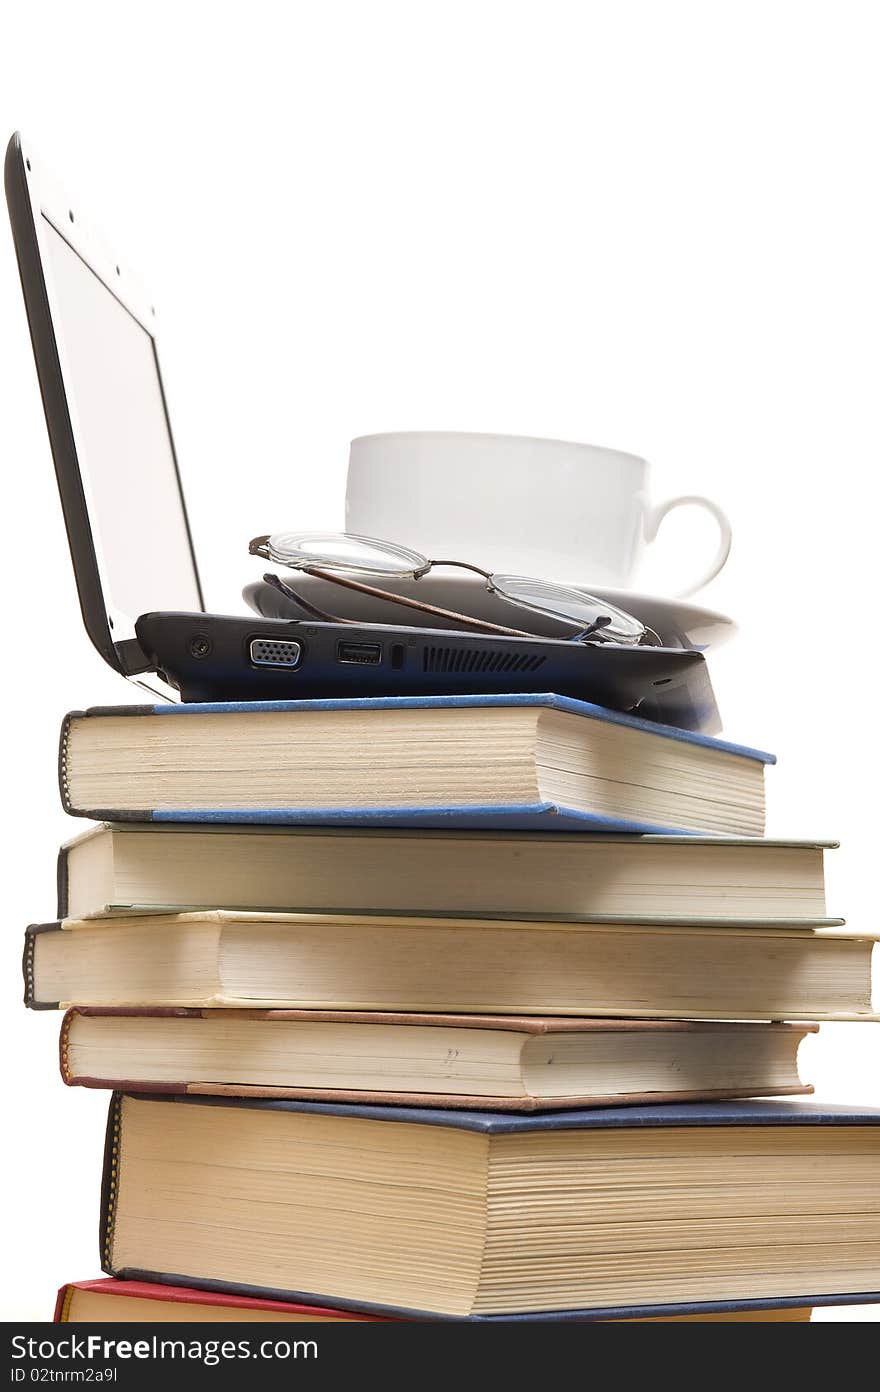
[{"x1": 337, "y1": 640, "x2": 382, "y2": 665}]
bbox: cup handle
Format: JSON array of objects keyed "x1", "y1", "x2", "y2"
[{"x1": 644, "y1": 495, "x2": 732, "y2": 597}]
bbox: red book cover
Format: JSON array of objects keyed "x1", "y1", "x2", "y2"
[{"x1": 55, "y1": 1278, "x2": 389, "y2": 1322}]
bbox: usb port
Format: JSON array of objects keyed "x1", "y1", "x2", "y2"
[{"x1": 337, "y1": 640, "x2": 382, "y2": 665}]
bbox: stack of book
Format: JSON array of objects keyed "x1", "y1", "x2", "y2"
[{"x1": 28, "y1": 694, "x2": 880, "y2": 1323}]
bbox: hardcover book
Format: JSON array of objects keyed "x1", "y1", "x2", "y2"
[
  {"x1": 58, "y1": 822, "x2": 835, "y2": 923},
  {"x1": 100, "y1": 1094, "x2": 880, "y2": 1319},
  {"x1": 58, "y1": 694, "x2": 774, "y2": 835},
  {"x1": 24, "y1": 911, "x2": 871, "y2": 1020},
  {"x1": 58, "y1": 1008, "x2": 817, "y2": 1110}
]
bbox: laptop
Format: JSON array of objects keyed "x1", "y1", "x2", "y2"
[{"x1": 4, "y1": 132, "x2": 717, "y2": 729}]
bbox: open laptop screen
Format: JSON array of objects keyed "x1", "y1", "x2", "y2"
[{"x1": 40, "y1": 214, "x2": 202, "y2": 628}]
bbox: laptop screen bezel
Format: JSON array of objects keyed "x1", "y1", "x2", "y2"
[{"x1": 4, "y1": 132, "x2": 205, "y2": 676}]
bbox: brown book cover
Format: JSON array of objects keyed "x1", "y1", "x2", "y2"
[{"x1": 60, "y1": 1007, "x2": 815, "y2": 1112}]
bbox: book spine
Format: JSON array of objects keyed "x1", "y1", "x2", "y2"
[
  {"x1": 58, "y1": 1009, "x2": 74, "y2": 1083},
  {"x1": 22, "y1": 924, "x2": 61, "y2": 1010},
  {"x1": 100, "y1": 1095, "x2": 124, "y2": 1275},
  {"x1": 56, "y1": 844, "x2": 69, "y2": 919},
  {"x1": 60, "y1": 1007, "x2": 192, "y2": 1093},
  {"x1": 21, "y1": 928, "x2": 35, "y2": 1008},
  {"x1": 59, "y1": 709, "x2": 155, "y2": 821},
  {"x1": 53, "y1": 1285, "x2": 74, "y2": 1323},
  {"x1": 57, "y1": 712, "x2": 77, "y2": 816}
]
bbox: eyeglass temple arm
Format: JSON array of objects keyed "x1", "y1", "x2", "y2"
[
  {"x1": 262, "y1": 572, "x2": 359, "y2": 624},
  {"x1": 304, "y1": 567, "x2": 537, "y2": 638}
]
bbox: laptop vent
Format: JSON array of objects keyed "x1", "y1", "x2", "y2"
[{"x1": 422, "y1": 645, "x2": 547, "y2": 674}]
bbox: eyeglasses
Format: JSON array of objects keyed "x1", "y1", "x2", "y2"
[{"x1": 248, "y1": 531, "x2": 659, "y2": 646}]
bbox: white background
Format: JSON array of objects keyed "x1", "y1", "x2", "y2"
[{"x1": 1, "y1": 0, "x2": 878, "y2": 1323}]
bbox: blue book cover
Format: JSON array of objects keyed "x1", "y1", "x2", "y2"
[
  {"x1": 112, "y1": 1093, "x2": 880, "y2": 1133},
  {"x1": 103, "y1": 1095, "x2": 880, "y2": 1321},
  {"x1": 60, "y1": 692, "x2": 774, "y2": 834}
]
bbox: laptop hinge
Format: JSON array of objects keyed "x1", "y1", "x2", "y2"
[{"x1": 115, "y1": 636, "x2": 155, "y2": 676}]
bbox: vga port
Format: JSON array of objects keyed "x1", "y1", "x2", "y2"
[{"x1": 249, "y1": 637, "x2": 302, "y2": 668}]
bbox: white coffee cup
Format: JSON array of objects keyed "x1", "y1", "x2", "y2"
[{"x1": 345, "y1": 431, "x2": 732, "y2": 595}]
